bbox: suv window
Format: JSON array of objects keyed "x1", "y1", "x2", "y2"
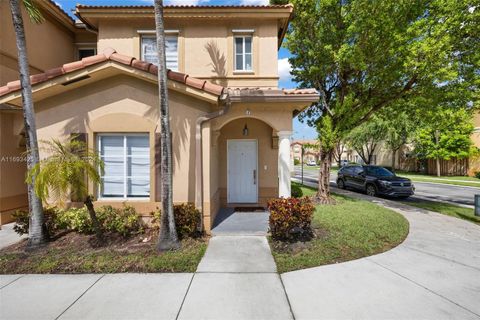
[{"x1": 353, "y1": 166, "x2": 364, "y2": 175}]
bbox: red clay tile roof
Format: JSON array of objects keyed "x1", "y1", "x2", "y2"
[
  {"x1": 283, "y1": 88, "x2": 319, "y2": 95},
  {"x1": 0, "y1": 48, "x2": 225, "y2": 98}
]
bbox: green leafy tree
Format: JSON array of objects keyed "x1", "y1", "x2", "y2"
[
  {"x1": 413, "y1": 108, "x2": 478, "y2": 176},
  {"x1": 154, "y1": 0, "x2": 180, "y2": 251},
  {"x1": 344, "y1": 116, "x2": 388, "y2": 165},
  {"x1": 286, "y1": 0, "x2": 479, "y2": 202},
  {"x1": 378, "y1": 105, "x2": 418, "y2": 170},
  {"x1": 9, "y1": 0, "x2": 47, "y2": 249},
  {"x1": 27, "y1": 138, "x2": 105, "y2": 241}
]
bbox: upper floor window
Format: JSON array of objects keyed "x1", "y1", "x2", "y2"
[
  {"x1": 234, "y1": 36, "x2": 252, "y2": 72},
  {"x1": 141, "y1": 35, "x2": 178, "y2": 71},
  {"x1": 78, "y1": 48, "x2": 96, "y2": 60}
]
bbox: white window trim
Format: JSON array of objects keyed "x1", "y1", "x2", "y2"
[
  {"x1": 97, "y1": 133, "x2": 150, "y2": 201},
  {"x1": 234, "y1": 35, "x2": 253, "y2": 72},
  {"x1": 77, "y1": 47, "x2": 97, "y2": 60},
  {"x1": 232, "y1": 29, "x2": 255, "y2": 33},
  {"x1": 137, "y1": 29, "x2": 180, "y2": 34}
]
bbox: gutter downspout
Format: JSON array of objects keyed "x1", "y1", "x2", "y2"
[{"x1": 195, "y1": 91, "x2": 231, "y2": 231}]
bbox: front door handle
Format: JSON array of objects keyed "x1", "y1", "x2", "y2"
[{"x1": 253, "y1": 170, "x2": 256, "y2": 185}]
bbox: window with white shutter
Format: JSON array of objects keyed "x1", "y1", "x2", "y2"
[
  {"x1": 234, "y1": 35, "x2": 253, "y2": 71},
  {"x1": 141, "y1": 35, "x2": 178, "y2": 71},
  {"x1": 98, "y1": 134, "x2": 150, "y2": 199}
]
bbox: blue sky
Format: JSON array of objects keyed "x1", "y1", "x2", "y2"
[{"x1": 55, "y1": 0, "x2": 316, "y2": 139}]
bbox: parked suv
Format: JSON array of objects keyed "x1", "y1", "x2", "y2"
[{"x1": 336, "y1": 165, "x2": 414, "y2": 198}]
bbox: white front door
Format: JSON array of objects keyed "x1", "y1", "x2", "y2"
[{"x1": 227, "y1": 139, "x2": 258, "y2": 203}]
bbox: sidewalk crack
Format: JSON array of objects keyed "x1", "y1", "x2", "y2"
[
  {"x1": 0, "y1": 274, "x2": 24, "y2": 290},
  {"x1": 54, "y1": 274, "x2": 105, "y2": 320},
  {"x1": 367, "y1": 258, "x2": 480, "y2": 318},
  {"x1": 175, "y1": 273, "x2": 195, "y2": 320}
]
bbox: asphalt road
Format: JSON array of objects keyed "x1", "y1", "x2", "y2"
[{"x1": 293, "y1": 166, "x2": 479, "y2": 207}]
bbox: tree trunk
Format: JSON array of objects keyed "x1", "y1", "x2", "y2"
[
  {"x1": 436, "y1": 157, "x2": 441, "y2": 177},
  {"x1": 154, "y1": 0, "x2": 180, "y2": 251},
  {"x1": 391, "y1": 149, "x2": 396, "y2": 170},
  {"x1": 84, "y1": 196, "x2": 103, "y2": 242},
  {"x1": 316, "y1": 144, "x2": 335, "y2": 204},
  {"x1": 9, "y1": 0, "x2": 47, "y2": 250}
]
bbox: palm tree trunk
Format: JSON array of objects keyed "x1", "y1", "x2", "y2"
[
  {"x1": 84, "y1": 196, "x2": 103, "y2": 242},
  {"x1": 154, "y1": 0, "x2": 180, "y2": 251},
  {"x1": 9, "y1": 0, "x2": 47, "y2": 249}
]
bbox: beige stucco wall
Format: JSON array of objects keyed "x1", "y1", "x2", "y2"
[
  {"x1": 0, "y1": 1, "x2": 76, "y2": 86},
  {"x1": 96, "y1": 18, "x2": 279, "y2": 87},
  {"x1": 0, "y1": 111, "x2": 28, "y2": 223},
  {"x1": 32, "y1": 74, "x2": 213, "y2": 214}
]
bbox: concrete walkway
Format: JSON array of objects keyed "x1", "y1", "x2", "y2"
[
  {"x1": 2, "y1": 199, "x2": 480, "y2": 319},
  {"x1": 178, "y1": 235, "x2": 293, "y2": 320},
  {"x1": 282, "y1": 189, "x2": 480, "y2": 320},
  {"x1": 0, "y1": 223, "x2": 26, "y2": 249},
  {"x1": 1, "y1": 211, "x2": 294, "y2": 320}
]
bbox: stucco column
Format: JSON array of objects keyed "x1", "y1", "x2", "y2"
[{"x1": 278, "y1": 131, "x2": 292, "y2": 198}]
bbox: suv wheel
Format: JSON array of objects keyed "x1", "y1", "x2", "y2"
[
  {"x1": 366, "y1": 184, "x2": 377, "y2": 197},
  {"x1": 337, "y1": 179, "x2": 346, "y2": 189}
]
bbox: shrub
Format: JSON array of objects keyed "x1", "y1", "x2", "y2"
[
  {"x1": 12, "y1": 210, "x2": 29, "y2": 235},
  {"x1": 291, "y1": 184, "x2": 303, "y2": 198},
  {"x1": 268, "y1": 197, "x2": 315, "y2": 241},
  {"x1": 475, "y1": 171, "x2": 480, "y2": 179},
  {"x1": 12, "y1": 207, "x2": 62, "y2": 236},
  {"x1": 96, "y1": 205, "x2": 143, "y2": 237},
  {"x1": 13, "y1": 205, "x2": 143, "y2": 237},
  {"x1": 294, "y1": 159, "x2": 300, "y2": 165},
  {"x1": 151, "y1": 203, "x2": 202, "y2": 239},
  {"x1": 174, "y1": 203, "x2": 202, "y2": 239},
  {"x1": 56, "y1": 207, "x2": 93, "y2": 234}
]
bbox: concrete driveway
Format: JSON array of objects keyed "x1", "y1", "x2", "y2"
[{"x1": 282, "y1": 189, "x2": 480, "y2": 319}]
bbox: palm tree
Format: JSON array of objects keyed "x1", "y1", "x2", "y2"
[
  {"x1": 27, "y1": 138, "x2": 105, "y2": 241},
  {"x1": 8, "y1": 0, "x2": 47, "y2": 249},
  {"x1": 153, "y1": 0, "x2": 180, "y2": 251}
]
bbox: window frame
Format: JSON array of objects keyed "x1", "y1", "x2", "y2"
[
  {"x1": 97, "y1": 133, "x2": 151, "y2": 200},
  {"x1": 140, "y1": 34, "x2": 179, "y2": 71},
  {"x1": 77, "y1": 47, "x2": 97, "y2": 60},
  {"x1": 233, "y1": 35, "x2": 253, "y2": 72}
]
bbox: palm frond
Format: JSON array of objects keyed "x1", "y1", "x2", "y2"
[
  {"x1": 27, "y1": 138, "x2": 104, "y2": 205},
  {"x1": 23, "y1": 0, "x2": 44, "y2": 24}
]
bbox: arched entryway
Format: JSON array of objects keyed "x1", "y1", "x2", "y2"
[{"x1": 217, "y1": 117, "x2": 278, "y2": 206}]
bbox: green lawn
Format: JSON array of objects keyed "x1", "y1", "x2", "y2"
[
  {"x1": 0, "y1": 237, "x2": 207, "y2": 274},
  {"x1": 402, "y1": 200, "x2": 480, "y2": 225},
  {"x1": 270, "y1": 182, "x2": 409, "y2": 273},
  {"x1": 394, "y1": 172, "x2": 480, "y2": 188}
]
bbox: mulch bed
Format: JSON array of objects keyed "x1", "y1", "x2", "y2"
[
  {"x1": 0, "y1": 230, "x2": 208, "y2": 274},
  {"x1": 270, "y1": 227, "x2": 329, "y2": 255}
]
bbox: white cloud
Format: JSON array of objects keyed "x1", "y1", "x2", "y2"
[
  {"x1": 240, "y1": 0, "x2": 269, "y2": 5},
  {"x1": 278, "y1": 57, "x2": 292, "y2": 84}
]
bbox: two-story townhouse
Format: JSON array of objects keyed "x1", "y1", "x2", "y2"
[
  {"x1": 0, "y1": 3, "x2": 319, "y2": 233},
  {"x1": 290, "y1": 139, "x2": 319, "y2": 164},
  {"x1": 0, "y1": 0, "x2": 97, "y2": 224}
]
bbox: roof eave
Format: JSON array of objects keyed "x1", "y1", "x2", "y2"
[
  {"x1": 75, "y1": 5, "x2": 294, "y2": 40},
  {"x1": 229, "y1": 94, "x2": 319, "y2": 103}
]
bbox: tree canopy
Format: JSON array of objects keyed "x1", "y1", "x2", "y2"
[{"x1": 285, "y1": 0, "x2": 479, "y2": 198}]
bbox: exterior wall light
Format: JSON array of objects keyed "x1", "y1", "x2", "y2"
[
  {"x1": 243, "y1": 124, "x2": 249, "y2": 136},
  {"x1": 245, "y1": 109, "x2": 251, "y2": 115}
]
